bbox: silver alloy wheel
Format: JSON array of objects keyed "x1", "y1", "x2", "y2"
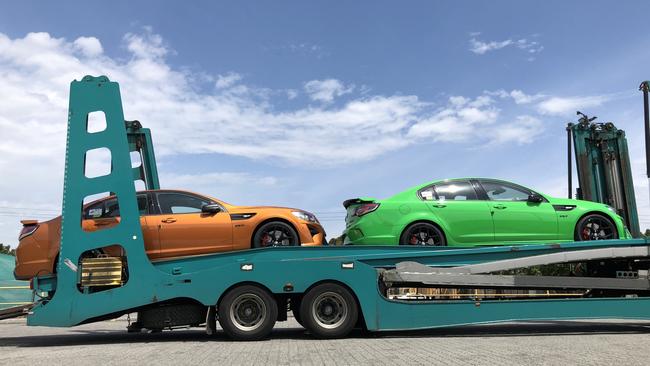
[
  {"x1": 229, "y1": 293, "x2": 267, "y2": 332},
  {"x1": 311, "y1": 291, "x2": 348, "y2": 330}
]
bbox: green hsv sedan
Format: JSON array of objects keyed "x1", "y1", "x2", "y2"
[{"x1": 343, "y1": 178, "x2": 632, "y2": 246}]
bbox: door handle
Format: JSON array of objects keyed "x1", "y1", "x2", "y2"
[
  {"x1": 493, "y1": 204, "x2": 507, "y2": 210},
  {"x1": 431, "y1": 203, "x2": 446, "y2": 208},
  {"x1": 161, "y1": 218, "x2": 177, "y2": 223}
]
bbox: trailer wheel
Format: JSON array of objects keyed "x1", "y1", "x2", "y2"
[
  {"x1": 300, "y1": 283, "x2": 358, "y2": 338},
  {"x1": 218, "y1": 285, "x2": 278, "y2": 340}
]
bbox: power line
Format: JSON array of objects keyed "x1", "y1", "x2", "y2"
[{"x1": 0, "y1": 206, "x2": 59, "y2": 213}]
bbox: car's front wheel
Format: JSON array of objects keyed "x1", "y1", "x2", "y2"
[
  {"x1": 253, "y1": 221, "x2": 300, "y2": 248},
  {"x1": 575, "y1": 214, "x2": 618, "y2": 241},
  {"x1": 399, "y1": 222, "x2": 446, "y2": 246}
]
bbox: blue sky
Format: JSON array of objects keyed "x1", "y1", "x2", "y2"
[{"x1": 2, "y1": 1, "x2": 650, "y2": 245}]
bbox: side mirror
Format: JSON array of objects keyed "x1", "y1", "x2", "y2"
[
  {"x1": 201, "y1": 204, "x2": 221, "y2": 214},
  {"x1": 527, "y1": 194, "x2": 544, "y2": 203}
]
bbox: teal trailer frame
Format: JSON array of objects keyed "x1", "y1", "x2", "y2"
[
  {"x1": 568, "y1": 117, "x2": 640, "y2": 236},
  {"x1": 26, "y1": 76, "x2": 650, "y2": 334}
]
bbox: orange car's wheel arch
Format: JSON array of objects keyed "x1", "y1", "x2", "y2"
[{"x1": 250, "y1": 218, "x2": 301, "y2": 248}]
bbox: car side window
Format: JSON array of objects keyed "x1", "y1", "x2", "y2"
[
  {"x1": 83, "y1": 194, "x2": 148, "y2": 219},
  {"x1": 432, "y1": 181, "x2": 478, "y2": 201},
  {"x1": 156, "y1": 193, "x2": 212, "y2": 214},
  {"x1": 480, "y1": 181, "x2": 530, "y2": 201},
  {"x1": 418, "y1": 186, "x2": 436, "y2": 201},
  {"x1": 85, "y1": 201, "x2": 104, "y2": 219}
]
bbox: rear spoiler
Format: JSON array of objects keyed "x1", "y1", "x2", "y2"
[{"x1": 343, "y1": 198, "x2": 376, "y2": 209}]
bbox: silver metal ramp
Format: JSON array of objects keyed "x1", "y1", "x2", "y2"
[{"x1": 381, "y1": 246, "x2": 650, "y2": 291}]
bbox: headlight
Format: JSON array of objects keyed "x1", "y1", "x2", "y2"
[{"x1": 292, "y1": 211, "x2": 319, "y2": 223}]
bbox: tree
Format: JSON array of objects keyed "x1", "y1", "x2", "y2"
[{"x1": 0, "y1": 244, "x2": 16, "y2": 256}]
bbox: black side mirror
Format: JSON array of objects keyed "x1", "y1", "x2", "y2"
[
  {"x1": 201, "y1": 204, "x2": 221, "y2": 214},
  {"x1": 527, "y1": 194, "x2": 544, "y2": 203}
]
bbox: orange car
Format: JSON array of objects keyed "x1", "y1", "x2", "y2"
[{"x1": 14, "y1": 189, "x2": 325, "y2": 280}]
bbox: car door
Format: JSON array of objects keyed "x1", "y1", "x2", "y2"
[
  {"x1": 155, "y1": 191, "x2": 233, "y2": 258},
  {"x1": 421, "y1": 180, "x2": 494, "y2": 245},
  {"x1": 81, "y1": 194, "x2": 159, "y2": 257},
  {"x1": 477, "y1": 179, "x2": 558, "y2": 243}
]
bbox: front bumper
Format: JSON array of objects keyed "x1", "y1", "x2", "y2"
[{"x1": 297, "y1": 222, "x2": 326, "y2": 246}]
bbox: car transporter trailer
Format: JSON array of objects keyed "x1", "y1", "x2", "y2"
[{"x1": 5, "y1": 75, "x2": 650, "y2": 340}]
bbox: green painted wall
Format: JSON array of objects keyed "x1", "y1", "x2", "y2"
[{"x1": 0, "y1": 254, "x2": 31, "y2": 309}]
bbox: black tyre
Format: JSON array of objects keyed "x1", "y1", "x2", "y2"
[
  {"x1": 218, "y1": 285, "x2": 278, "y2": 341},
  {"x1": 253, "y1": 221, "x2": 300, "y2": 248},
  {"x1": 575, "y1": 214, "x2": 618, "y2": 241},
  {"x1": 399, "y1": 222, "x2": 446, "y2": 246},
  {"x1": 300, "y1": 283, "x2": 358, "y2": 339}
]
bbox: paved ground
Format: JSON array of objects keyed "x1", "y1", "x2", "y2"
[{"x1": 1, "y1": 316, "x2": 650, "y2": 365}]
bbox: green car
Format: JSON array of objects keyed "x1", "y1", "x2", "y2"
[{"x1": 343, "y1": 178, "x2": 632, "y2": 246}]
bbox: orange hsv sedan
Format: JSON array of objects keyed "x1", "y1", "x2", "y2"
[{"x1": 14, "y1": 189, "x2": 325, "y2": 280}]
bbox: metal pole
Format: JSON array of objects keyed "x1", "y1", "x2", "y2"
[
  {"x1": 642, "y1": 82, "x2": 650, "y2": 178},
  {"x1": 640, "y1": 81, "x2": 650, "y2": 205},
  {"x1": 567, "y1": 123, "x2": 573, "y2": 199}
]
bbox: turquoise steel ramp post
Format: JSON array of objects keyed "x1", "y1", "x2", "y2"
[{"x1": 28, "y1": 76, "x2": 169, "y2": 326}]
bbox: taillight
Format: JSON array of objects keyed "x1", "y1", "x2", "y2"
[
  {"x1": 29, "y1": 278, "x2": 34, "y2": 290},
  {"x1": 354, "y1": 203, "x2": 379, "y2": 217},
  {"x1": 19, "y1": 224, "x2": 39, "y2": 240}
]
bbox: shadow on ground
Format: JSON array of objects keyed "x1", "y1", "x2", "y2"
[{"x1": 2, "y1": 321, "x2": 650, "y2": 348}]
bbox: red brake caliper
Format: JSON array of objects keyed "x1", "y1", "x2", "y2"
[
  {"x1": 261, "y1": 233, "x2": 271, "y2": 246},
  {"x1": 582, "y1": 228, "x2": 590, "y2": 240},
  {"x1": 410, "y1": 235, "x2": 418, "y2": 244}
]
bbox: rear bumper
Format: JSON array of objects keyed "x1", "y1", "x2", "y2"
[
  {"x1": 13, "y1": 258, "x2": 53, "y2": 281},
  {"x1": 343, "y1": 221, "x2": 397, "y2": 246}
]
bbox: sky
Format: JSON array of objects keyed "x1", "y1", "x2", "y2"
[{"x1": 2, "y1": 1, "x2": 650, "y2": 246}]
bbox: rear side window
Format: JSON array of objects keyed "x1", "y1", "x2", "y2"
[
  {"x1": 424, "y1": 181, "x2": 478, "y2": 201},
  {"x1": 418, "y1": 186, "x2": 436, "y2": 201},
  {"x1": 84, "y1": 194, "x2": 148, "y2": 219}
]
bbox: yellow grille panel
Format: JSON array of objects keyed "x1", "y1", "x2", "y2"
[{"x1": 80, "y1": 257, "x2": 124, "y2": 287}]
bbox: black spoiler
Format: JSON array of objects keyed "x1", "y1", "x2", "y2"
[{"x1": 343, "y1": 198, "x2": 375, "y2": 209}]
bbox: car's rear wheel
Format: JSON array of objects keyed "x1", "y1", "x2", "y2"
[
  {"x1": 575, "y1": 214, "x2": 617, "y2": 241},
  {"x1": 400, "y1": 222, "x2": 446, "y2": 246},
  {"x1": 253, "y1": 221, "x2": 300, "y2": 248}
]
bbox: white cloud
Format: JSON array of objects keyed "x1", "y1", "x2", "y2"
[
  {"x1": 73, "y1": 36, "x2": 103, "y2": 57},
  {"x1": 509, "y1": 90, "x2": 544, "y2": 104},
  {"x1": 491, "y1": 115, "x2": 543, "y2": 145},
  {"x1": 469, "y1": 35, "x2": 543, "y2": 59},
  {"x1": 469, "y1": 38, "x2": 513, "y2": 55},
  {"x1": 537, "y1": 95, "x2": 611, "y2": 115},
  {"x1": 286, "y1": 89, "x2": 298, "y2": 100},
  {"x1": 0, "y1": 29, "x2": 557, "y2": 247},
  {"x1": 124, "y1": 29, "x2": 168, "y2": 59},
  {"x1": 215, "y1": 72, "x2": 242, "y2": 89},
  {"x1": 407, "y1": 96, "x2": 499, "y2": 142},
  {"x1": 304, "y1": 78, "x2": 354, "y2": 103}
]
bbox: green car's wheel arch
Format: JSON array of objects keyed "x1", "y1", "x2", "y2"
[
  {"x1": 574, "y1": 213, "x2": 618, "y2": 241},
  {"x1": 399, "y1": 221, "x2": 447, "y2": 246}
]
